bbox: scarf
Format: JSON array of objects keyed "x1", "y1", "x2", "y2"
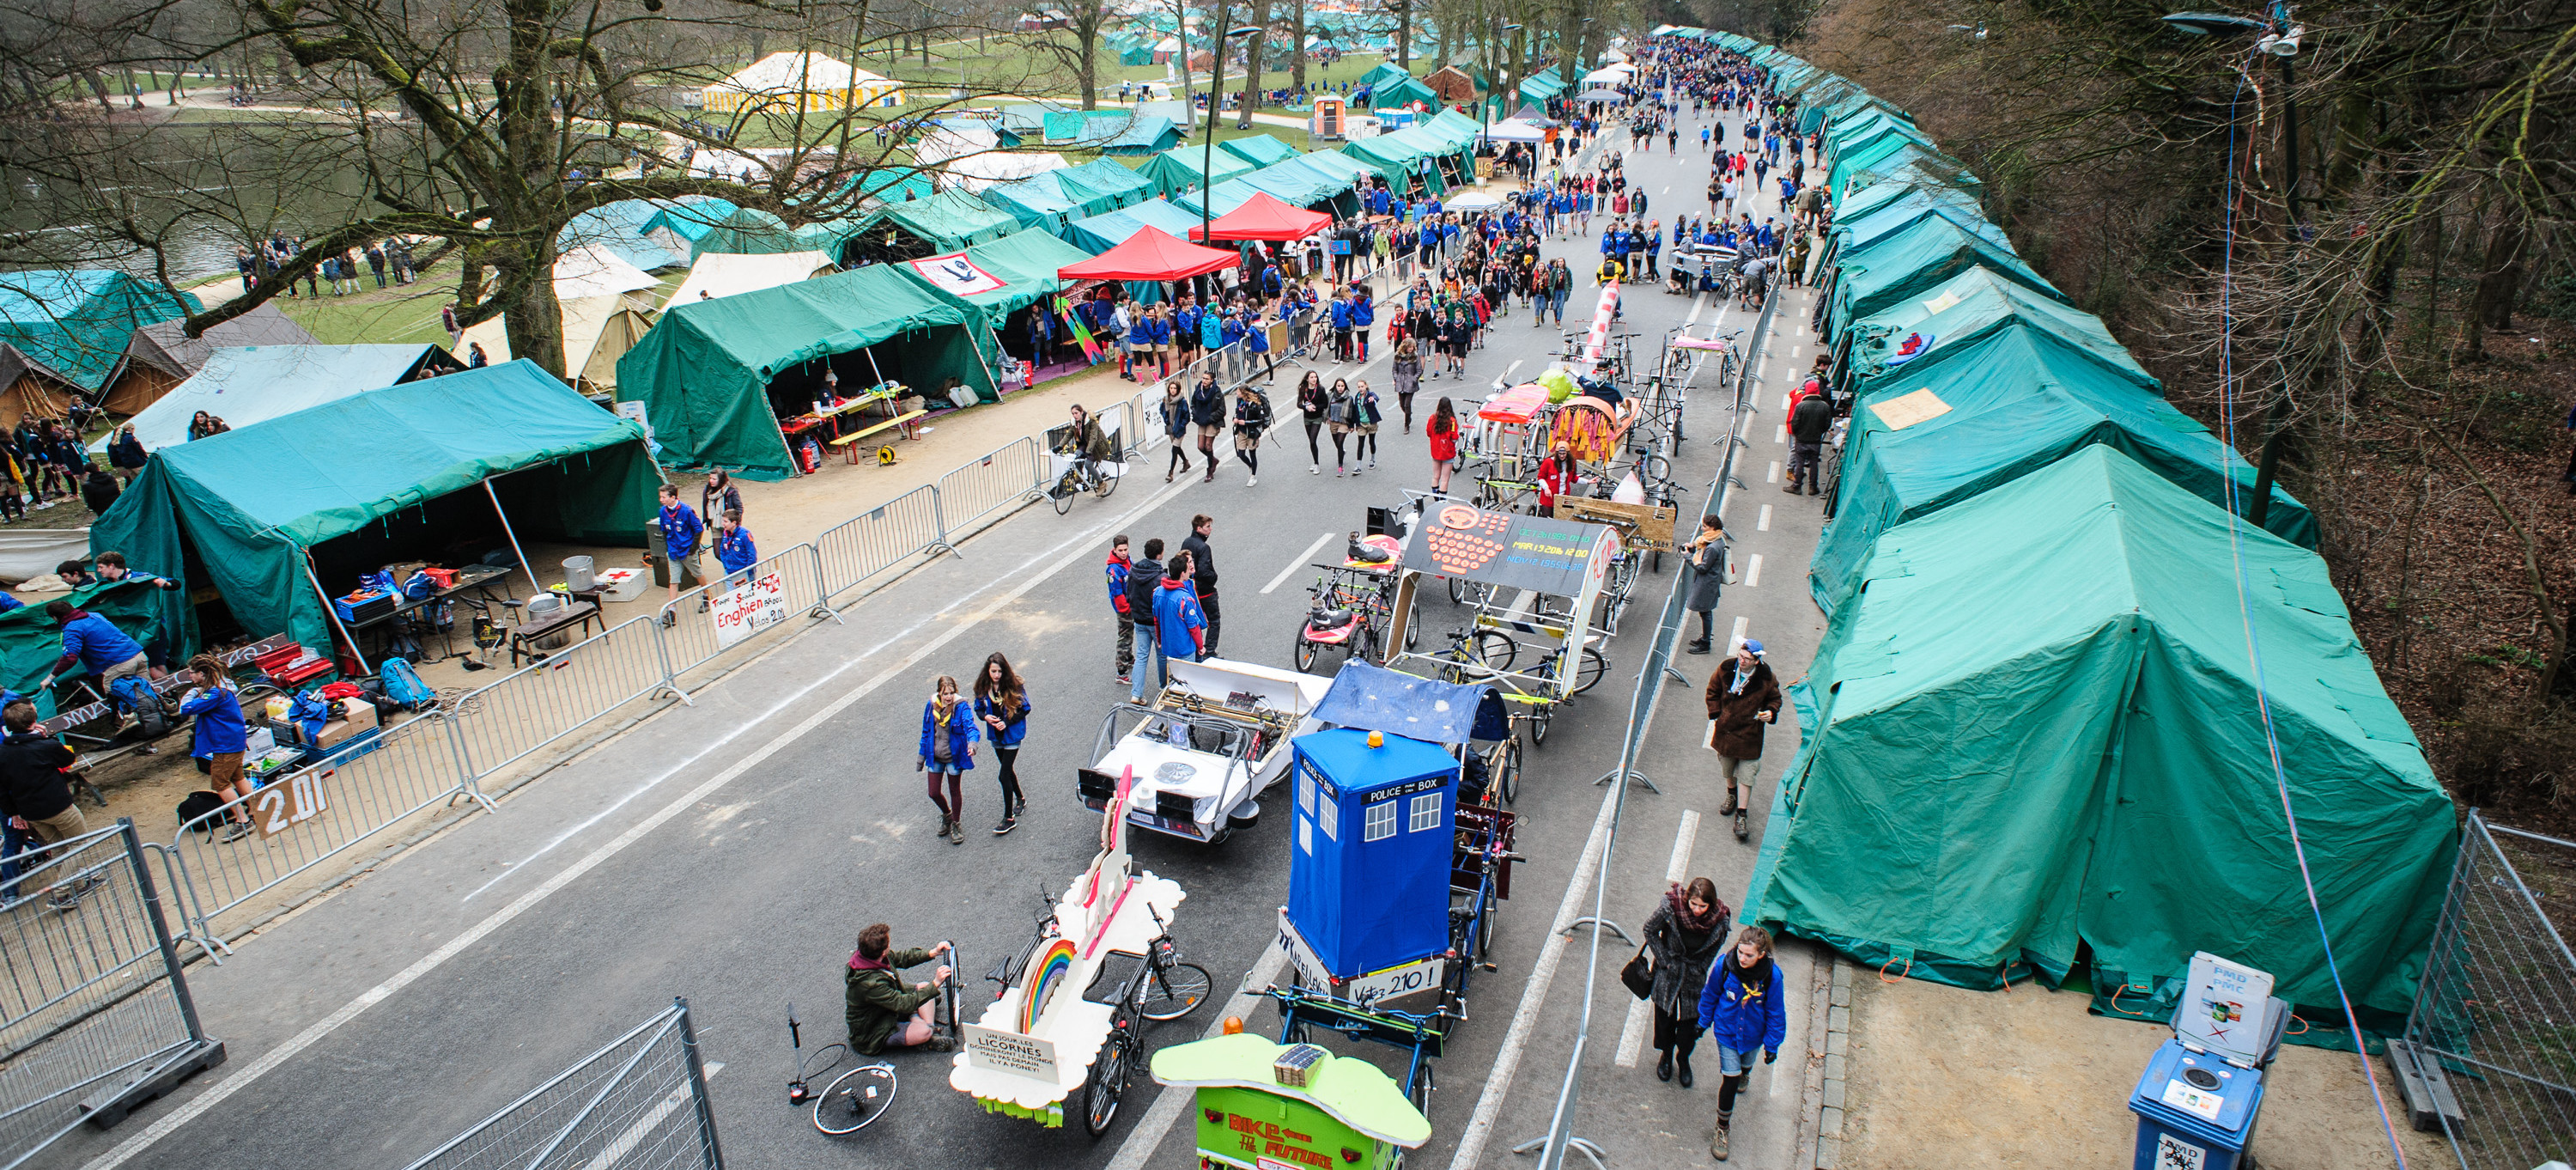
[
  {"x1": 1665, "y1": 883, "x2": 1722, "y2": 935},
  {"x1": 932, "y1": 693, "x2": 960, "y2": 722},
  {"x1": 1722, "y1": 952, "x2": 1773, "y2": 999},
  {"x1": 1726, "y1": 659, "x2": 1759, "y2": 696}
]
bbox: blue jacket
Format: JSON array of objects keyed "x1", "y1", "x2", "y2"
[
  {"x1": 1351, "y1": 299, "x2": 1374, "y2": 327},
  {"x1": 1105, "y1": 552, "x2": 1133, "y2": 614},
  {"x1": 917, "y1": 700, "x2": 979, "y2": 771},
  {"x1": 714, "y1": 526, "x2": 758, "y2": 574},
  {"x1": 1245, "y1": 322, "x2": 1270, "y2": 354},
  {"x1": 1200, "y1": 312, "x2": 1224, "y2": 349},
  {"x1": 1327, "y1": 299, "x2": 1353, "y2": 330},
  {"x1": 1151, "y1": 578, "x2": 1206, "y2": 661},
  {"x1": 1219, "y1": 316, "x2": 1245, "y2": 347},
  {"x1": 181, "y1": 683, "x2": 246, "y2": 758},
  {"x1": 55, "y1": 612, "x2": 144, "y2": 677},
  {"x1": 1175, "y1": 305, "x2": 1202, "y2": 340},
  {"x1": 1146, "y1": 316, "x2": 1172, "y2": 345},
  {"x1": 973, "y1": 692, "x2": 1032, "y2": 747},
  {"x1": 1696, "y1": 958, "x2": 1789, "y2": 1055},
  {"x1": 659, "y1": 503, "x2": 703, "y2": 561},
  {"x1": 1600, "y1": 229, "x2": 1622, "y2": 255}
]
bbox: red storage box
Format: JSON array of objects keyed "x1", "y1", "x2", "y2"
[
  {"x1": 270, "y1": 655, "x2": 337, "y2": 688},
  {"x1": 252, "y1": 643, "x2": 310, "y2": 675}
]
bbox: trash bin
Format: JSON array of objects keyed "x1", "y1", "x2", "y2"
[
  {"x1": 562, "y1": 555, "x2": 596, "y2": 593},
  {"x1": 2129, "y1": 1038, "x2": 2267, "y2": 1170}
]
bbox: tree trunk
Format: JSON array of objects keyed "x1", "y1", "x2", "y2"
[
  {"x1": 2467, "y1": 211, "x2": 2529, "y2": 333},
  {"x1": 501, "y1": 262, "x2": 569, "y2": 377},
  {"x1": 1291, "y1": 0, "x2": 1307, "y2": 94},
  {"x1": 1395, "y1": 0, "x2": 1411, "y2": 69},
  {"x1": 1240, "y1": 0, "x2": 1267, "y2": 128},
  {"x1": 1076, "y1": 1, "x2": 1102, "y2": 109}
]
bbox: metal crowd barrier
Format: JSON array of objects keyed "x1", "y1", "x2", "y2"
[
  {"x1": 442, "y1": 613, "x2": 686, "y2": 789},
  {"x1": 0, "y1": 820, "x2": 221, "y2": 1168},
  {"x1": 653, "y1": 543, "x2": 839, "y2": 685},
  {"x1": 935, "y1": 436, "x2": 1046, "y2": 539},
  {"x1": 398, "y1": 997, "x2": 720, "y2": 1170},
  {"x1": 815, "y1": 484, "x2": 950, "y2": 603}
]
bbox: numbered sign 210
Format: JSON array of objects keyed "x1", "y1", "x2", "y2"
[
  {"x1": 710, "y1": 572, "x2": 789, "y2": 648},
  {"x1": 252, "y1": 768, "x2": 330, "y2": 839}
]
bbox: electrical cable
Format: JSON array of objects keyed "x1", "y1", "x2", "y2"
[{"x1": 2211, "y1": 64, "x2": 2410, "y2": 1170}]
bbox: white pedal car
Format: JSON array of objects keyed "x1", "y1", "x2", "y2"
[{"x1": 1078, "y1": 658, "x2": 1332, "y2": 844}]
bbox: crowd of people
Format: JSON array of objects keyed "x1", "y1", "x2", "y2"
[{"x1": 234, "y1": 234, "x2": 419, "y2": 296}]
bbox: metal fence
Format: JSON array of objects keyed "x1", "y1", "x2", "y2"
[
  {"x1": 165, "y1": 715, "x2": 479, "y2": 956},
  {"x1": 936, "y1": 436, "x2": 1046, "y2": 539},
  {"x1": 2396, "y1": 812, "x2": 2576, "y2": 1170},
  {"x1": 654, "y1": 543, "x2": 837, "y2": 684},
  {"x1": 444, "y1": 613, "x2": 683, "y2": 786},
  {"x1": 400, "y1": 997, "x2": 720, "y2": 1170},
  {"x1": 0, "y1": 820, "x2": 222, "y2": 1170},
  {"x1": 816, "y1": 484, "x2": 950, "y2": 603}
]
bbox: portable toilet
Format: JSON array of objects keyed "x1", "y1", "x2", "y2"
[
  {"x1": 1284, "y1": 728, "x2": 1458, "y2": 997},
  {"x1": 1311, "y1": 95, "x2": 1347, "y2": 141}
]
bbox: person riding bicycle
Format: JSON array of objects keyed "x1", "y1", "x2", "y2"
[
  {"x1": 1061, "y1": 404, "x2": 1114, "y2": 487},
  {"x1": 845, "y1": 923, "x2": 956, "y2": 1055},
  {"x1": 1734, "y1": 253, "x2": 1772, "y2": 308}
]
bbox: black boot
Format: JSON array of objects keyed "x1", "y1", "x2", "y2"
[
  {"x1": 1677, "y1": 1055, "x2": 1694, "y2": 1088},
  {"x1": 1657, "y1": 1050, "x2": 1674, "y2": 1082}
]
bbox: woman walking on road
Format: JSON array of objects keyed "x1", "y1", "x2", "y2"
[
  {"x1": 1295, "y1": 371, "x2": 1328, "y2": 473},
  {"x1": 1705, "y1": 640, "x2": 1781, "y2": 841},
  {"x1": 1325, "y1": 378, "x2": 1355, "y2": 477},
  {"x1": 1426, "y1": 397, "x2": 1460, "y2": 495},
  {"x1": 917, "y1": 675, "x2": 978, "y2": 846},
  {"x1": 1189, "y1": 370, "x2": 1226, "y2": 483},
  {"x1": 1645, "y1": 877, "x2": 1729, "y2": 1088},
  {"x1": 1231, "y1": 383, "x2": 1272, "y2": 486},
  {"x1": 972, "y1": 655, "x2": 1029, "y2": 836},
  {"x1": 1351, "y1": 381, "x2": 1381, "y2": 472},
  {"x1": 1390, "y1": 339, "x2": 1422, "y2": 433},
  {"x1": 1696, "y1": 926, "x2": 1788, "y2": 1161},
  {"x1": 1161, "y1": 381, "x2": 1191, "y2": 483}
]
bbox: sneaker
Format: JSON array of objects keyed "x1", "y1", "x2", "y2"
[
  {"x1": 1309, "y1": 465, "x2": 1320, "y2": 475},
  {"x1": 1686, "y1": 642, "x2": 1711, "y2": 655},
  {"x1": 46, "y1": 893, "x2": 78, "y2": 912},
  {"x1": 993, "y1": 818, "x2": 1017, "y2": 835},
  {"x1": 1352, "y1": 467, "x2": 1363, "y2": 478},
  {"x1": 1115, "y1": 674, "x2": 1131, "y2": 686},
  {"x1": 1710, "y1": 1118, "x2": 1731, "y2": 1160},
  {"x1": 222, "y1": 820, "x2": 252, "y2": 842},
  {"x1": 1247, "y1": 474, "x2": 1258, "y2": 487},
  {"x1": 1335, "y1": 466, "x2": 1345, "y2": 478},
  {"x1": 925, "y1": 1028, "x2": 958, "y2": 1053}
]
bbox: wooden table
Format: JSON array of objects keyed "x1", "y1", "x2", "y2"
[{"x1": 507, "y1": 600, "x2": 600, "y2": 666}]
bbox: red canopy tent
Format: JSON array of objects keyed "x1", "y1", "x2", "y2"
[
  {"x1": 1189, "y1": 192, "x2": 1334, "y2": 241},
  {"x1": 1056, "y1": 226, "x2": 1241, "y2": 281}
]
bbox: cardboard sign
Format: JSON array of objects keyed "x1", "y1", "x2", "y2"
[
  {"x1": 908, "y1": 252, "x2": 1009, "y2": 296},
  {"x1": 252, "y1": 765, "x2": 330, "y2": 839},
  {"x1": 1868, "y1": 388, "x2": 1951, "y2": 431},
  {"x1": 2176, "y1": 952, "x2": 2275, "y2": 1067},
  {"x1": 963, "y1": 1023, "x2": 1060, "y2": 1081},
  {"x1": 709, "y1": 572, "x2": 787, "y2": 648},
  {"x1": 1402, "y1": 502, "x2": 1617, "y2": 600}
]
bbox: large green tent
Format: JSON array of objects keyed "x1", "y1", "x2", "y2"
[
  {"x1": 1369, "y1": 76, "x2": 1442, "y2": 111},
  {"x1": 637, "y1": 198, "x2": 743, "y2": 244},
  {"x1": 1748, "y1": 445, "x2": 2453, "y2": 1027},
  {"x1": 1057, "y1": 159, "x2": 1157, "y2": 213},
  {"x1": 0, "y1": 580, "x2": 183, "y2": 717},
  {"x1": 896, "y1": 228, "x2": 1096, "y2": 314},
  {"x1": 1355, "y1": 62, "x2": 1413, "y2": 89},
  {"x1": 845, "y1": 190, "x2": 1021, "y2": 263},
  {"x1": 1138, "y1": 145, "x2": 1258, "y2": 198},
  {"x1": 0, "y1": 271, "x2": 200, "y2": 393},
  {"x1": 686, "y1": 209, "x2": 805, "y2": 261},
  {"x1": 614, "y1": 265, "x2": 1001, "y2": 479},
  {"x1": 978, "y1": 174, "x2": 1097, "y2": 234},
  {"x1": 1832, "y1": 140, "x2": 1982, "y2": 199},
  {"x1": 1220, "y1": 134, "x2": 1303, "y2": 168},
  {"x1": 1837, "y1": 266, "x2": 2150, "y2": 399},
  {"x1": 1176, "y1": 155, "x2": 1364, "y2": 216},
  {"x1": 1821, "y1": 215, "x2": 2059, "y2": 341},
  {"x1": 1829, "y1": 177, "x2": 1981, "y2": 230},
  {"x1": 1518, "y1": 73, "x2": 1567, "y2": 104},
  {"x1": 1810, "y1": 321, "x2": 2317, "y2": 612},
  {"x1": 88, "y1": 362, "x2": 656, "y2": 656},
  {"x1": 1823, "y1": 202, "x2": 2015, "y2": 274}
]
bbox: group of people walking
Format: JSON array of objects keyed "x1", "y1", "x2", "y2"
[{"x1": 235, "y1": 235, "x2": 416, "y2": 296}]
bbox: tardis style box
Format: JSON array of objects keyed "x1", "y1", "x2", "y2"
[{"x1": 1279, "y1": 728, "x2": 1460, "y2": 1011}]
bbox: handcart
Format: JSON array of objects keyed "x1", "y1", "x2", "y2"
[
  {"x1": 1291, "y1": 532, "x2": 1413, "y2": 671},
  {"x1": 1268, "y1": 726, "x2": 1518, "y2": 1119},
  {"x1": 1381, "y1": 500, "x2": 1625, "y2": 746},
  {"x1": 952, "y1": 767, "x2": 1201, "y2": 1136},
  {"x1": 1080, "y1": 658, "x2": 1331, "y2": 845},
  {"x1": 1150, "y1": 1033, "x2": 1430, "y2": 1170}
]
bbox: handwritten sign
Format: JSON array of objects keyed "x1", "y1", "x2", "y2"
[
  {"x1": 963, "y1": 1023, "x2": 1060, "y2": 1082},
  {"x1": 709, "y1": 572, "x2": 787, "y2": 648}
]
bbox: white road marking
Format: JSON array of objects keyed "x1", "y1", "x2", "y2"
[
  {"x1": 1729, "y1": 616, "x2": 1749, "y2": 655},
  {"x1": 1757, "y1": 504, "x2": 1773, "y2": 532},
  {"x1": 1446, "y1": 776, "x2": 1625, "y2": 1170},
  {"x1": 1780, "y1": 393, "x2": 1790, "y2": 410},
  {"x1": 1662, "y1": 185, "x2": 1671, "y2": 193},
  {"x1": 1105, "y1": 943, "x2": 1291, "y2": 1170},
  {"x1": 1775, "y1": 424, "x2": 1788, "y2": 444},
  {"x1": 1766, "y1": 460, "x2": 1781, "y2": 484},
  {"x1": 1614, "y1": 808, "x2": 1707, "y2": 1069},
  {"x1": 1745, "y1": 554, "x2": 1765, "y2": 588},
  {"x1": 1262, "y1": 531, "x2": 1338, "y2": 594},
  {"x1": 1503, "y1": 358, "x2": 1525, "y2": 379},
  {"x1": 76, "y1": 474, "x2": 1203, "y2": 1170}
]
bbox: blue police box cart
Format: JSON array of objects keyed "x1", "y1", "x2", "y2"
[{"x1": 1267, "y1": 723, "x2": 1519, "y2": 1119}]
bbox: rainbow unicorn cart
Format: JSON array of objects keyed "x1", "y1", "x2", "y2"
[
  {"x1": 1149, "y1": 1033, "x2": 1430, "y2": 1170},
  {"x1": 952, "y1": 766, "x2": 1189, "y2": 1136}
]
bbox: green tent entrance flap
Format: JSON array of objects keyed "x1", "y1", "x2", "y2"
[
  {"x1": 87, "y1": 361, "x2": 657, "y2": 656},
  {"x1": 1809, "y1": 322, "x2": 2318, "y2": 614},
  {"x1": 614, "y1": 265, "x2": 1003, "y2": 479},
  {"x1": 1746, "y1": 446, "x2": 2453, "y2": 1029}
]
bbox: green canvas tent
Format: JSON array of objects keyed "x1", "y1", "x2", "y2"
[
  {"x1": 978, "y1": 174, "x2": 1095, "y2": 233},
  {"x1": 1097, "y1": 116, "x2": 1182, "y2": 155},
  {"x1": 0, "y1": 271, "x2": 200, "y2": 393},
  {"x1": 1221, "y1": 134, "x2": 1302, "y2": 168},
  {"x1": 1832, "y1": 140, "x2": 1982, "y2": 199},
  {"x1": 1138, "y1": 144, "x2": 1259, "y2": 198},
  {"x1": 1821, "y1": 214, "x2": 2058, "y2": 341},
  {"x1": 0, "y1": 581, "x2": 175, "y2": 716},
  {"x1": 1837, "y1": 266, "x2": 2149, "y2": 399},
  {"x1": 559, "y1": 198, "x2": 706, "y2": 271},
  {"x1": 844, "y1": 190, "x2": 1022, "y2": 264},
  {"x1": 1822, "y1": 202, "x2": 2014, "y2": 275},
  {"x1": 686, "y1": 209, "x2": 805, "y2": 261},
  {"x1": 1747, "y1": 445, "x2": 2451, "y2": 1027},
  {"x1": 88, "y1": 361, "x2": 656, "y2": 656},
  {"x1": 1370, "y1": 76, "x2": 1442, "y2": 111},
  {"x1": 1176, "y1": 154, "x2": 1363, "y2": 216},
  {"x1": 1355, "y1": 62, "x2": 1413, "y2": 89},
  {"x1": 638, "y1": 198, "x2": 743, "y2": 244},
  {"x1": 1829, "y1": 177, "x2": 1980, "y2": 229},
  {"x1": 1809, "y1": 322, "x2": 2317, "y2": 612},
  {"x1": 614, "y1": 265, "x2": 1002, "y2": 479},
  {"x1": 1518, "y1": 73, "x2": 1567, "y2": 104},
  {"x1": 1057, "y1": 160, "x2": 1157, "y2": 213}
]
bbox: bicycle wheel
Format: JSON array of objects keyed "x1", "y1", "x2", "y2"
[
  {"x1": 1137, "y1": 960, "x2": 1213, "y2": 1021},
  {"x1": 1097, "y1": 469, "x2": 1119, "y2": 499},
  {"x1": 1640, "y1": 452, "x2": 1673, "y2": 484},
  {"x1": 1571, "y1": 648, "x2": 1607, "y2": 695},
  {"x1": 1447, "y1": 576, "x2": 1467, "y2": 606},
  {"x1": 1405, "y1": 618, "x2": 1419, "y2": 652},
  {"x1": 813, "y1": 1064, "x2": 897, "y2": 1135},
  {"x1": 1408, "y1": 1062, "x2": 1436, "y2": 1118},
  {"x1": 1472, "y1": 630, "x2": 1517, "y2": 672},
  {"x1": 1051, "y1": 472, "x2": 1078, "y2": 515},
  {"x1": 1498, "y1": 736, "x2": 1522, "y2": 805},
  {"x1": 1529, "y1": 705, "x2": 1552, "y2": 748},
  {"x1": 1082, "y1": 1031, "x2": 1133, "y2": 1138},
  {"x1": 1292, "y1": 633, "x2": 1319, "y2": 673}
]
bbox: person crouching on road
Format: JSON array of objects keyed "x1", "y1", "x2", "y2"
[
  {"x1": 1697, "y1": 925, "x2": 1788, "y2": 1161},
  {"x1": 845, "y1": 923, "x2": 955, "y2": 1055},
  {"x1": 918, "y1": 675, "x2": 977, "y2": 846}
]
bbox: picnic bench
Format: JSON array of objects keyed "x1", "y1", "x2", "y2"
[{"x1": 829, "y1": 409, "x2": 929, "y2": 463}]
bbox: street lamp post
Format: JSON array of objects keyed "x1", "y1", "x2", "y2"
[{"x1": 2162, "y1": 6, "x2": 2307, "y2": 530}]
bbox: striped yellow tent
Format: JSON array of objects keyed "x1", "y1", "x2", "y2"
[{"x1": 701, "y1": 52, "x2": 903, "y2": 113}]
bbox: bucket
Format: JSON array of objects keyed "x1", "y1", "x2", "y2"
[
  {"x1": 562, "y1": 556, "x2": 597, "y2": 593},
  {"x1": 524, "y1": 593, "x2": 571, "y2": 650}
]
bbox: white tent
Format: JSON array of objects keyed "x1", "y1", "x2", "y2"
[
  {"x1": 455, "y1": 293, "x2": 659, "y2": 393},
  {"x1": 1582, "y1": 66, "x2": 1633, "y2": 85},
  {"x1": 551, "y1": 245, "x2": 661, "y2": 301},
  {"x1": 701, "y1": 52, "x2": 902, "y2": 113},
  {"x1": 1484, "y1": 119, "x2": 1548, "y2": 143},
  {"x1": 112, "y1": 344, "x2": 442, "y2": 453},
  {"x1": 911, "y1": 123, "x2": 999, "y2": 168},
  {"x1": 665, "y1": 251, "x2": 838, "y2": 306},
  {"x1": 943, "y1": 151, "x2": 1071, "y2": 192},
  {"x1": 1444, "y1": 191, "x2": 1504, "y2": 210}
]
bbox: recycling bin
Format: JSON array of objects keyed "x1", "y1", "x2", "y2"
[{"x1": 2129, "y1": 1038, "x2": 2267, "y2": 1170}]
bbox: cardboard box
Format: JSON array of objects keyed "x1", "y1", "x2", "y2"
[{"x1": 312, "y1": 698, "x2": 379, "y2": 748}]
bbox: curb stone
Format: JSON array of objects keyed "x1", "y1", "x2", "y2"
[{"x1": 1816, "y1": 956, "x2": 1852, "y2": 1168}]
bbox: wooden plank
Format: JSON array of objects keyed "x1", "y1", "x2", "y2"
[{"x1": 1553, "y1": 498, "x2": 1678, "y2": 550}]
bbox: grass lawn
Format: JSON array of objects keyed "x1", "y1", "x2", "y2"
[
  {"x1": 182, "y1": 267, "x2": 685, "y2": 349},
  {"x1": 877, "y1": 39, "x2": 1400, "y2": 100}
]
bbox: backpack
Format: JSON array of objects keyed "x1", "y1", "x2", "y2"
[
  {"x1": 107, "y1": 674, "x2": 173, "y2": 739},
  {"x1": 379, "y1": 657, "x2": 437, "y2": 710}
]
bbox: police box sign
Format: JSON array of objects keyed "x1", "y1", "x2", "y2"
[{"x1": 963, "y1": 1024, "x2": 1059, "y2": 1082}]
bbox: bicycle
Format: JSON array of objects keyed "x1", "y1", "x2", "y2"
[
  {"x1": 1049, "y1": 455, "x2": 1120, "y2": 515},
  {"x1": 811, "y1": 940, "x2": 962, "y2": 1136}
]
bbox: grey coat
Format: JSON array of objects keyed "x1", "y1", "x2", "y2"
[
  {"x1": 1643, "y1": 897, "x2": 1728, "y2": 1016},
  {"x1": 1685, "y1": 535, "x2": 1726, "y2": 613}
]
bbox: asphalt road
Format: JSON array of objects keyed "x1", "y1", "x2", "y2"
[{"x1": 41, "y1": 108, "x2": 1838, "y2": 1170}]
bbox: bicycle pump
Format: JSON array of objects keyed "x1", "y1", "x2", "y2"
[{"x1": 786, "y1": 1002, "x2": 813, "y2": 1105}]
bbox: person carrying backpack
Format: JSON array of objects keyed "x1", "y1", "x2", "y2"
[{"x1": 179, "y1": 655, "x2": 252, "y2": 841}]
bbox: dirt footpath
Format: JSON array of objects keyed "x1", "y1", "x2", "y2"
[{"x1": 1840, "y1": 972, "x2": 2457, "y2": 1170}]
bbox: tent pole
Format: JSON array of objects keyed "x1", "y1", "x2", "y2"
[
  {"x1": 861, "y1": 346, "x2": 885, "y2": 387},
  {"x1": 301, "y1": 545, "x2": 372, "y2": 676},
  {"x1": 483, "y1": 478, "x2": 536, "y2": 597}
]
